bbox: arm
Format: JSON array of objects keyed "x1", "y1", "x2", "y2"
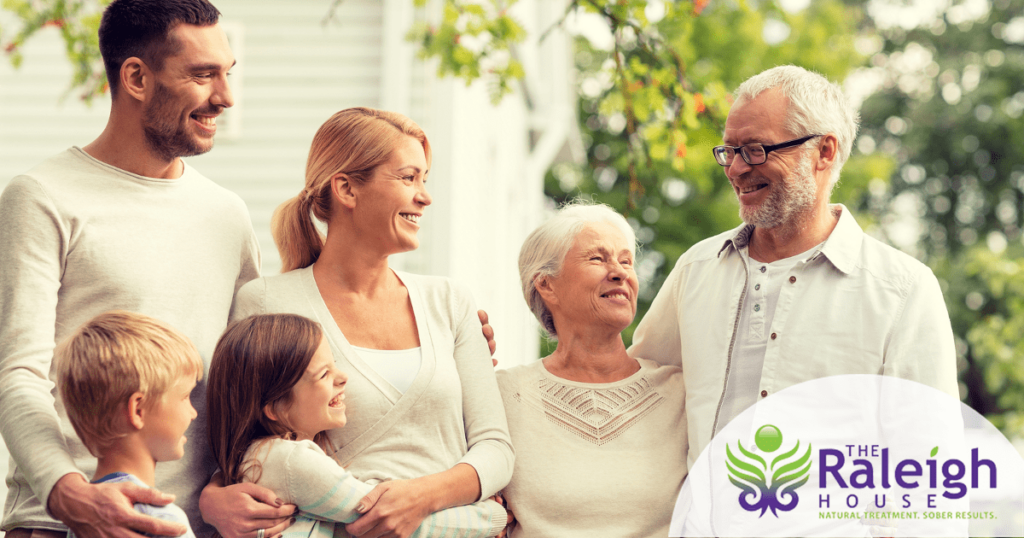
[
  {"x1": 198, "y1": 473, "x2": 296, "y2": 538},
  {"x1": 272, "y1": 441, "x2": 507, "y2": 537},
  {"x1": 229, "y1": 273, "x2": 267, "y2": 323},
  {"x1": 882, "y1": 267, "x2": 959, "y2": 398},
  {"x1": 347, "y1": 281, "x2": 514, "y2": 537},
  {"x1": 410, "y1": 498, "x2": 507, "y2": 538},
  {"x1": 0, "y1": 178, "x2": 183, "y2": 538},
  {"x1": 449, "y1": 282, "x2": 515, "y2": 497},
  {"x1": 234, "y1": 224, "x2": 262, "y2": 298},
  {"x1": 628, "y1": 257, "x2": 684, "y2": 367}
]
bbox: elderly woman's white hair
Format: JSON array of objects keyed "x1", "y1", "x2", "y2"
[
  {"x1": 518, "y1": 200, "x2": 637, "y2": 339},
  {"x1": 734, "y1": 65, "x2": 860, "y2": 187}
]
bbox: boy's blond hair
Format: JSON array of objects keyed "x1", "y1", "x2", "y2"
[{"x1": 56, "y1": 310, "x2": 203, "y2": 457}]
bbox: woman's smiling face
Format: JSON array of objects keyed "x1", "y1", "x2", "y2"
[
  {"x1": 352, "y1": 135, "x2": 431, "y2": 255},
  {"x1": 543, "y1": 221, "x2": 639, "y2": 336}
]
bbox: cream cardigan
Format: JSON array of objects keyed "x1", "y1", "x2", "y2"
[{"x1": 230, "y1": 267, "x2": 514, "y2": 498}]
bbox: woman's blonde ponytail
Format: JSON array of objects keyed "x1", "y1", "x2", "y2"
[{"x1": 271, "y1": 194, "x2": 323, "y2": 272}]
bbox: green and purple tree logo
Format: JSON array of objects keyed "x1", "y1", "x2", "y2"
[{"x1": 725, "y1": 425, "x2": 813, "y2": 517}]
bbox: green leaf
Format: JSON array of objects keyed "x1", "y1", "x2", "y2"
[{"x1": 930, "y1": 446, "x2": 939, "y2": 458}]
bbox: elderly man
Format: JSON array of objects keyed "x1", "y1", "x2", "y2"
[
  {"x1": 629, "y1": 65, "x2": 958, "y2": 466},
  {"x1": 0, "y1": 1, "x2": 291, "y2": 537}
]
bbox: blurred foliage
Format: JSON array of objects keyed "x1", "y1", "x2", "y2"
[
  {"x1": 543, "y1": 0, "x2": 867, "y2": 347},
  {"x1": 405, "y1": 0, "x2": 526, "y2": 104},
  {"x1": 853, "y1": 0, "x2": 1024, "y2": 432},
  {"x1": 0, "y1": 0, "x2": 109, "y2": 102}
]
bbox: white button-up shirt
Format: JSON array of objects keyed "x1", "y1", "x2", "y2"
[{"x1": 629, "y1": 205, "x2": 958, "y2": 471}]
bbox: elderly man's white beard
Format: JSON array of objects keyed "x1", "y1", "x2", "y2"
[{"x1": 739, "y1": 153, "x2": 817, "y2": 230}]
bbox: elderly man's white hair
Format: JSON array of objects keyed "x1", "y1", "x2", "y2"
[
  {"x1": 518, "y1": 200, "x2": 637, "y2": 339},
  {"x1": 734, "y1": 65, "x2": 860, "y2": 187}
]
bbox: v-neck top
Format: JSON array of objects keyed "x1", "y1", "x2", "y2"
[{"x1": 230, "y1": 266, "x2": 514, "y2": 497}]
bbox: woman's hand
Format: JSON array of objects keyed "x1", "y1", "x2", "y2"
[
  {"x1": 345, "y1": 479, "x2": 434, "y2": 538},
  {"x1": 198, "y1": 472, "x2": 296, "y2": 538},
  {"x1": 346, "y1": 463, "x2": 487, "y2": 538},
  {"x1": 477, "y1": 310, "x2": 497, "y2": 361}
]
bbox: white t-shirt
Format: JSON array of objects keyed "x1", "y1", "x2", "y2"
[{"x1": 350, "y1": 346, "x2": 422, "y2": 394}]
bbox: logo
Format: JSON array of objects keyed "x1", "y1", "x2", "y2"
[
  {"x1": 673, "y1": 376, "x2": 1024, "y2": 536},
  {"x1": 725, "y1": 424, "x2": 813, "y2": 517}
]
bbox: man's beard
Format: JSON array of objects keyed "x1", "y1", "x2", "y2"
[
  {"x1": 143, "y1": 82, "x2": 213, "y2": 162},
  {"x1": 739, "y1": 153, "x2": 817, "y2": 229}
]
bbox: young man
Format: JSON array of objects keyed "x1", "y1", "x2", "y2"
[
  {"x1": 57, "y1": 312, "x2": 205, "y2": 538},
  {"x1": 629, "y1": 65, "x2": 958, "y2": 466},
  {"x1": 0, "y1": 1, "x2": 290, "y2": 536}
]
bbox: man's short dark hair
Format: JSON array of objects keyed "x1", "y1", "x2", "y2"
[{"x1": 99, "y1": 0, "x2": 221, "y2": 97}]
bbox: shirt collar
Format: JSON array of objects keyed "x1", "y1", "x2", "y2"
[
  {"x1": 716, "y1": 204, "x2": 862, "y2": 275},
  {"x1": 717, "y1": 224, "x2": 754, "y2": 258},
  {"x1": 816, "y1": 204, "x2": 862, "y2": 275}
]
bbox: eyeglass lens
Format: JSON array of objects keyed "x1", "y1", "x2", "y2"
[
  {"x1": 714, "y1": 144, "x2": 768, "y2": 166},
  {"x1": 742, "y1": 145, "x2": 766, "y2": 163}
]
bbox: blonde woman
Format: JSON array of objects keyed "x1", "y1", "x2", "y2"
[{"x1": 200, "y1": 108, "x2": 513, "y2": 538}]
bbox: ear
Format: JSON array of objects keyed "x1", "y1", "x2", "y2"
[
  {"x1": 330, "y1": 173, "x2": 358, "y2": 210},
  {"x1": 126, "y1": 391, "x2": 146, "y2": 430},
  {"x1": 815, "y1": 134, "x2": 839, "y2": 172},
  {"x1": 534, "y1": 275, "x2": 560, "y2": 308},
  {"x1": 263, "y1": 402, "x2": 281, "y2": 423},
  {"x1": 117, "y1": 57, "x2": 153, "y2": 104}
]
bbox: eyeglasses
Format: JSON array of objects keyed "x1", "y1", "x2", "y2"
[{"x1": 712, "y1": 134, "x2": 821, "y2": 166}]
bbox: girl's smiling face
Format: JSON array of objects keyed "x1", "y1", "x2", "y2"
[{"x1": 266, "y1": 336, "x2": 348, "y2": 441}]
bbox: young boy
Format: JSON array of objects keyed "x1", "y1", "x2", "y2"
[{"x1": 56, "y1": 310, "x2": 203, "y2": 538}]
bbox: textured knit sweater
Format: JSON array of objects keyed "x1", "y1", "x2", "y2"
[
  {"x1": 231, "y1": 267, "x2": 514, "y2": 507},
  {"x1": 243, "y1": 438, "x2": 508, "y2": 537},
  {"x1": 496, "y1": 358, "x2": 687, "y2": 538},
  {"x1": 0, "y1": 148, "x2": 260, "y2": 533}
]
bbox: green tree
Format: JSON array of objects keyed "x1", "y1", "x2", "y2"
[
  {"x1": 852, "y1": 0, "x2": 1024, "y2": 432},
  {"x1": 1, "y1": 0, "x2": 109, "y2": 102},
  {"x1": 537, "y1": 0, "x2": 868, "y2": 348}
]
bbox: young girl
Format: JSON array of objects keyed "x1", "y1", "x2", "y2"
[{"x1": 207, "y1": 314, "x2": 509, "y2": 538}]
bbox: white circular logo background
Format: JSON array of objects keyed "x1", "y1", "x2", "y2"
[{"x1": 671, "y1": 375, "x2": 1024, "y2": 537}]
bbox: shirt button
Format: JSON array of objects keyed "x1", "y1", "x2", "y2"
[
  {"x1": 760, "y1": 266, "x2": 766, "y2": 273},
  {"x1": 771, "y1": 332, "x2": 777, "y2": 340},
  {"x1": 789, "y1": 276, "x2": 797, "y2": 283},
  {"x1": 754, "y1": 304, "x2": 761, "y2": 312},
  {"x1": 754, "y1": 284, "x2": 761, "y2": 291},
  {"x1": 760, "y1": 390, "x2": 768, "y2": 397}
]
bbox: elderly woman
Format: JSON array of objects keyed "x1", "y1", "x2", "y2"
[
  {"x1": 201, "y1": 107, "x2": 513, "y2": 538},
  {"x1": 496, "y1": 202, "x2": 687, "y2": 537}
]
